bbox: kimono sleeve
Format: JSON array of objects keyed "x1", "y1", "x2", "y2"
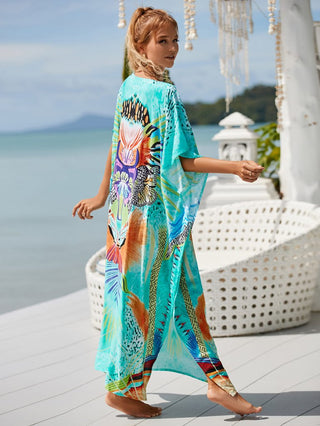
[
  {"x1": 109, "y1": 86, "x2": 123, "y2": 192},
  {"x1": 163, "y1": 85, "x2": 201, "y2": 164},
  {"x1": 160, "y1": 85, "x2": 208, "y2": 256}
]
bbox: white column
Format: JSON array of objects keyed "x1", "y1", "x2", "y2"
[
  {"x1": 279, "y1": 0, "x2": 320, "y2": 311},
  {"x1": 279, "y1": 0, "x2": 320, "y2": 204}
]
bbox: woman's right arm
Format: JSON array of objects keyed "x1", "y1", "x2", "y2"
[
  {"x1": 180, "y1": 156, "x2": 264, "y2": 182},
  {"x1": 72, "y1": 144, "x2": 112, "y2": 220}
]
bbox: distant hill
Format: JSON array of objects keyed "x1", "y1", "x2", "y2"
[
  {"x1": 1, "y1": 85, "x2": 276, "y2": 134},
  {"x1": 1, "y1": 114, "x2": 115, "y2": 135},
  {"x1": 42, "y1": 113, "x2": 115, "y2": 132},
  {"x1": 184, "y1": 85, "x2": 276, "y2": 125}
]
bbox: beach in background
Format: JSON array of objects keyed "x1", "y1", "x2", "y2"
[{"x1": 0, "y1": 125, "x2": 227, "y2": 314}]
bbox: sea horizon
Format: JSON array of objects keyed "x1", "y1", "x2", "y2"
[{"x1": 1, "y1": 125, "x2": 236, "y2": 314}]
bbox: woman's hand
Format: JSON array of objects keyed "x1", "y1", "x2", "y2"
[
  {"x1": 235, "y1": 160, "x2": 264, "y2": 182},
  {"x1": 72, "y1": 195, "x2": 106, "y2": 220}
]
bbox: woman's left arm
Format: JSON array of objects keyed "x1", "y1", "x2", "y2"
[{"x1": 180, "y1": 156, "x2": 264, "y2": 182}]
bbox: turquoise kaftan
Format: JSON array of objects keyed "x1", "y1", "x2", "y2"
[{"x1": 94, "y1": 74, "x2": 237, "y2": 400}]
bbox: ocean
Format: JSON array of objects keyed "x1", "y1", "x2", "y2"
[{"x1": 0, "y1": 126, "x2": 221, "y2": 314}]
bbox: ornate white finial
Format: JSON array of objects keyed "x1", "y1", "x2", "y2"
[{"x1": 213, "y1": 112, "x2": 257, "y2": 163}]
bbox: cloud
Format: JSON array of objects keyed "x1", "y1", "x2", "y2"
[
  {"x1": 0, "y1": 76, "x2": 119, "y2": 132},
  {"x1": 0, "y1": 0, "x2": 111, "y2": 27},
  {"x1": 61, "y1": 0, "x2": 112, "y2": 14},
  {"x1": 0, "y1": 43, "x2": 50, "y2": 64},
  {"x1": 3, "y1": 0, "x2": 310, "y2": 132},
  {"x1": 0, "y1": 42, "x2": 122, "y2": 71},
  {"x1": 1, "y1": 74, "x2": 111, "y2": 95}
]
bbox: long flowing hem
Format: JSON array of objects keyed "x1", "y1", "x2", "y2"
[
  {"x1": 153, "y1": 367, "x2": 237, "y2": 397},
  {"x1": 102, "y1": 366, "x2": 237, "y2": 401}
]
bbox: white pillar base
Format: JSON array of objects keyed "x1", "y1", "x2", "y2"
[{"x1": 200, "y1": 176, "x2": 279, "y2": 208}]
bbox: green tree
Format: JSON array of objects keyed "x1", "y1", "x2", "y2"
[
  {"x1": 122, "y1": 46, "x2": 131, "y2": 81},
  {"x1": 255, "y1": 122, "x2": 281, "y2": 195},
  {"x1": 184, "y1": 85, "x2": 277, "y2": 124}
]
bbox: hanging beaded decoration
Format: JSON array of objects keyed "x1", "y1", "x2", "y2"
[
  {"x1": 184, "y1": 0, "x2": 198, "y2": 50},
  {"x1": 266, "y1": 1, "x2": 282, "y2": 129},
  {"x1": 274, "y1": 11, "x2": 283, "y2": 131},
  {"x1": 211, "y1": 0, "x2": 253, "y2": 112},
  {"x1": 118, "y1": 0, "x2": 126, "y2": 29},
  {"x1": 209, "y1": 0, "x2": 216, "y2": 24},
  {"x1": 117, "y1": 0, "x2": 198, "y2": 53},
  {"x1": 268, "y1": 0, "x2": 277, "y2": 34}
]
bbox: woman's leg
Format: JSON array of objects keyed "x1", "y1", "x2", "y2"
[
  {"x1": 174, "y1": 262, "x2": 262, "y2": 415},
  {"x1": 207, "y1": 379, "x2": 262, "y2": 415}
]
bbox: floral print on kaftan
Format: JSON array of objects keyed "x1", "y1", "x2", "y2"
[{"x1": 95, "y1": 74, "x2": 237, "y2": 400}]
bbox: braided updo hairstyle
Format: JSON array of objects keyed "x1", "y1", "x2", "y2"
[{"x1": 126, "y1": 7, "x2": 178, "y2": 81}]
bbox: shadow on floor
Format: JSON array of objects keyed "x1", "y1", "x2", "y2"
[{"x1": 144, "y1": 391, "x2": 320, "y2": 419}]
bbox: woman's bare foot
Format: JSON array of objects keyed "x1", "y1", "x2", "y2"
[
  {"x1": 105, "y1": 392, "x2": 162, "y2": 418},
  {"x1": 207, "y1": 381, "x2": 262, "y2": 416}
]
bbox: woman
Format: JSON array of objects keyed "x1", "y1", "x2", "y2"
[{"x1": 73, "y1": 7, "x2": 263, "y2": 418}]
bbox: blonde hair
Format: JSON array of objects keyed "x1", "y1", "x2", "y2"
[{"x1": 126, "y1": 7, "x2": 178, "y2": 81}]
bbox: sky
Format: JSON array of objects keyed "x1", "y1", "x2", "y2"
[{"x1": 0, "y1": 0, "x2": 319, "y2": 132}]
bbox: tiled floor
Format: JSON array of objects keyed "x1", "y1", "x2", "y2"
[{"x1": 1, "y1": 289, "x2": 319, "y2": 425}]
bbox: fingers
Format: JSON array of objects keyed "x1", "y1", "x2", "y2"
[
  {"x1": 240, "y1": 161, "x2": 264, "y2": 182},
  {"x1": 244, "y1": 170, "x2": 259, "y2": 181},
  {"x1": 81, "y1": 206, "x2": 94, "y2": 220},
  {"x1": 244, "y1": 176, "x2": 258, "y2": 182},
  {"x1": 72, "y1": 201, "x2": 81, "y2": 217},
  {"x1": 240, "y1": 169, "x2": 259, "y2": 182},
  {"x1": 78, "y1": 203, "x2": 86, "y2": 220},
  {"x1": 244, "y1": 161, "x2": 264, "y2": 173},
  {"x1": 72, "y1": 200, "x2": 94, "y2": 220},
  {"x1": 247, "y1": 165, "x2": 264, "y2": 172},
  {"x1": 82, "y1": 206, "x2": 94, "y2": 219},
  {"x1": 246, "y1": 169, "x2": 258, "y2": 179}
]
